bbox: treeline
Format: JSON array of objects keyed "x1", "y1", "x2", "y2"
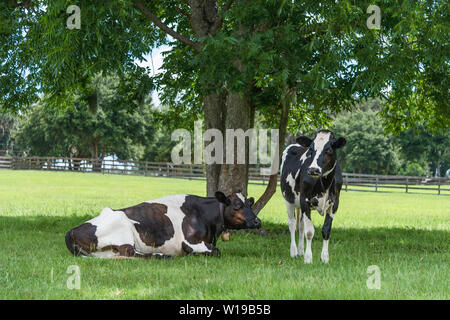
[
  {"x1": 332, "y1": 99, "x2": 449, "y2": 177},
  {"x1": 0, "y1": 75, "x2": 175, "y2": 169}
]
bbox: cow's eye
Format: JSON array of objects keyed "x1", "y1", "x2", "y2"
[{"x1": 326, "y1": 148, "x2": 333, "y2": 155}]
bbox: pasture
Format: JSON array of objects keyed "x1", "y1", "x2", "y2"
[{"x1": 0, "y1": 170, "x2": 448, "y2": 299}]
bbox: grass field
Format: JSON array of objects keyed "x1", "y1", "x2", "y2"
[{"x1": 0, "y1": 170, "x2": 449, "y2": 299}]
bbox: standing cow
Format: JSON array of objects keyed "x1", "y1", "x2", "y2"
[
  {"x1": 65, "y1": 191, "x2": 261, "y2": 258},
  {"x1": 280, "y1": 129, "x2": 346, "y2": 263}
]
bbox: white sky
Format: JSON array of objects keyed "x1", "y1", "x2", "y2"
[{"x1": 136, "y1": 45, "x2": 172, "y2": 107}]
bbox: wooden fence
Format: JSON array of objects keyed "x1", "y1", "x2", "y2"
[{"x1": 1, "y1": 156, "x2": 449, "y2": 195}]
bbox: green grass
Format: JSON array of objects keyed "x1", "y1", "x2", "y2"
[{"x1": 0, "y1": 170, "x2": 449, "y2": 299}]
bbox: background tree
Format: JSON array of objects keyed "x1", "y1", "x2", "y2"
[
  {"x1": 14, "y1": 75, "x2": 155, "y2": 170},
  {"x1": 0, "y1": 113, "x2": 17, "y2": 155},
  {"x1": 394, "y1": 126, "x2": 450, "y2": 177},
  {"x1": 332, "y1": 99, "x2": 449, "y2": 176},
  {"x1": 333, "y1": 100, "x2": 402, "y2": 175}
]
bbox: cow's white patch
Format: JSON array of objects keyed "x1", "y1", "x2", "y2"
[
  {"x1": 90, "y1": 250, "x2": 119, "y2": 258},
  {"x1": 321, "y1": 239, "x2": 329, "y2": 263},
  {"x1": 303, "y1": 214, "x2": 314, "y2": 264},
  {"x1": 310, "y1": 131, "x2": 332, "y2": 170},
  {"x1": 300, "y1": 149, "x2": 308, "y2": 163},
  {"x1": 88, "y1": 208, "x2": 136, "y2": 250},
  {"x1": 285, "y1": 200, "x2": 297, "y2": 258},
  {"x1": 236, "y1": 192, "x2": 245, "y2": 203},
  {"x1": 314, "y1": 190, "x2": 333, "y2": 216},
  {"x1": 296, "y1": 208, "x2": 304, "y2": 256},
  {"x1": 286, "y1": 173, "x2": 300, "y2": 205},
  {"x1": 182, "y1": 240, "x2": 211, "y2": 254}
]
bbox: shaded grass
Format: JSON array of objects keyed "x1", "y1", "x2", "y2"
[{"x1": 0, "y1": 170, "x2": 449, "y2": 299}]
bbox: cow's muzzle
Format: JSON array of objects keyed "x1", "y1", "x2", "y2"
[
  {"x1": 307, "y1": 167, "x2": 322, "y2": 178},
  {"x1": 247, "y1": 217, "x2": 261, "y2": 229}
]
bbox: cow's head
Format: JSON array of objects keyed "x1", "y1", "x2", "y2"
[
  {"x1": 296, "y1": 130, "x2": 346, "y2": 178},
  {"x1": 215, "y1": 190, "x2": 261, "y2": 230}
]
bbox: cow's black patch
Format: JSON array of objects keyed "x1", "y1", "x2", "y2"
[
  {"x1": 180, "y1": 195, "x2": 224, "y2": 245},
  {"x1": 119, "y1": 202, "x2": 174, "y2": 247}
]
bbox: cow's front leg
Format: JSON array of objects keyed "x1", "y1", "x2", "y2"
[
  {"x1": 285, "y1": 200, "x2": 297, "y2": 258},
  {"x1": 296, "y1": 208, "x2": 304, "y2": 256},
  {"x1": 321, "y1": 212, "x2": 333, "y2": 263},
  {"x1": 301, "y1": 198, "x2": 314, "y2": 264},
  {"x1": 182, "y1": 240, "x2": 221, "y2": 257}
]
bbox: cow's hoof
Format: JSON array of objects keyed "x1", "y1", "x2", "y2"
[
  {"x1": 304, "y1": 253, "x2": 312, "y2": 264},
  {"x1": 290, "y1": 245, "x2": 298, "y2": 258},
  {"x1": 205, "y1": 248, "x2": 221, "y2": 257},
  {"x1": 152, "y1": 253, "x2": 172, "y2": 259},
  {"x1": 212, "y1": 248, "x2": 221, "y2": 257},
  {"x1": 321, "y1": 252, "x2": 329, "y2": 263}
]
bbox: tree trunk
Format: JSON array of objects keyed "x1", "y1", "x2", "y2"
[
  {"x1": 204, "y1": 91, "x2": 226, "y2": 196},
  {"x1": 216, "y1": 90, "x2": 253, "y2": 196},
  {"x1": 436, "y1": 160, "x2": 441, "y2": 177}
]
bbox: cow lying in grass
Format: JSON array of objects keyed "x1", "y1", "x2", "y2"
[{"x1": 65, "y1": 191, "x2": 261, "y2": 258}]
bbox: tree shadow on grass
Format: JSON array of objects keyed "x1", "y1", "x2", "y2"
[
  {"x1": 229, "y1": 221, "x2": 449, "y2": 256},
  {"x1": 0, "y1": 216, "x2": 447, "y2": 257}
]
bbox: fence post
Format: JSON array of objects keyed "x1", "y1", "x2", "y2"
[
  {"x1": 406, "y1": 178, "x2": 409, "y2": 193},
  {"x1": 345, "y1": 175, "x2": 348, "y2": 192},
  {"x1": 375, "y1": 176, "x2": 378, "y2": 192},
  {"x1": 438, "y1": 180, "x2": 441, "y2": 195}
]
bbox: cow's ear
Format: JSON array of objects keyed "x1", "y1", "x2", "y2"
[
  {"x1": 296, "y1": 136, "x2": 312, "y2": 147},
  {"x1": 332, "y1": 137, "x2": 346, "y2": 149},
  {"x1": 215, "y1": 191, "x2": 231, "y2": 206},
  {"x1": 246, "y1": 197, "x2": 255, "y2": 208}
]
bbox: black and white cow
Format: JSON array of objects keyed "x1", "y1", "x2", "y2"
[
  {"x1": 280, "y1": 129, "x2": 346, "y2": 263},
  {"x1": 65, "y1": 191, "x2": 261, "y2": 258}
]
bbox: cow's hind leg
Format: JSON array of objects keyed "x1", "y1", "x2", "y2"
[
  {"x1": 321, "y1": 200, "x2": 338, "y2": 263},
  {"x1": 182, "y1": 241, "x2": 221, "y2": 257},
  {"x1": 285, "y1": 200, "x2": 297, "y2": 258},
  {"x1": 296, "y1": 208, "x2": 304, "y2": 256},
  {"x1": 321, "y1": 213, "x2": 333, "y2": 263},
  {"x1": 301, "y1": 199, "x2": 314, "y2": 264}
]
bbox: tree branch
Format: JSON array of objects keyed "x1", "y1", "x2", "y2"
[
  {"x1": 252, "y1": 88, "x2": 292, "y2": 215},
  {"x1": 134, "y1": 1, "x2": 201, "y2": 51},
  {"x1": 175, "y1": 6, "x2": 190, "y2": 19},
  {"x1": 210, "y1": 0, "x2": 235, "y2": 35}
]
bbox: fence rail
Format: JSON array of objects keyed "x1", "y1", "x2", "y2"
[{"x1": 1, "y1": 156, "x2": 449, "y2": 195}]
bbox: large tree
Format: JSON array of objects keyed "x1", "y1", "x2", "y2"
[{"x1": 1, "y1": 1, "x2": 448, "y2": 213}]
